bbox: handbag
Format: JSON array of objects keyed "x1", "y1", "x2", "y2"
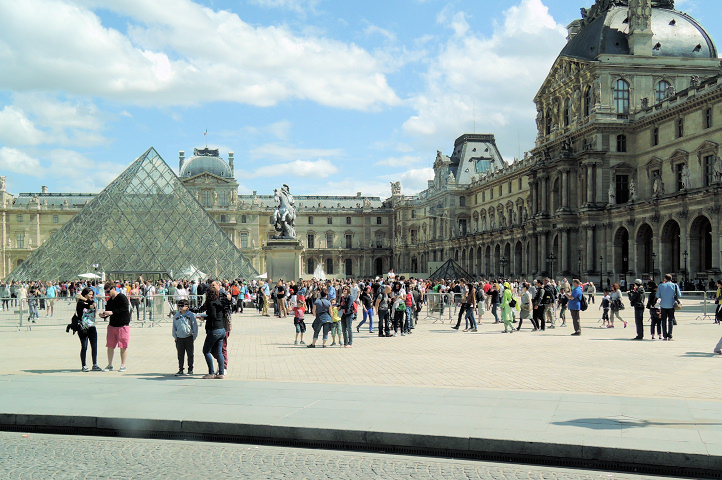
[
  {"x1": 674, "y1": 288, "x2": 682, "y2": 311},
  {"x1": 509, "y1": 298, "x2": 517, "y2": 308}
]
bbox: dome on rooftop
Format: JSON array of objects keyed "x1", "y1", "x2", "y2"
[
  {"x1": 180, "y1": 148, "x2": 233, "y2": 179},
  {"x1": 561, "y1": 5, "x2": 717, "y2": 61}
]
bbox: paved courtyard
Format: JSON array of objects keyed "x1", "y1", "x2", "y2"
[{"x1": 1, "y1": 299, "x2": 720, "y2": 400}]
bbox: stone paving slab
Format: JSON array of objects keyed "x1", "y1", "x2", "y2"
[{"x1": 0, "y1": 306, "x2": 721, "y2": 475}]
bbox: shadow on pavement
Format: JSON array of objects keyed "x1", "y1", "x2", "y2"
[
  {"x1": 22, "y1": 369, "x2": 82, "y2": 374},
  {"x1": 680, "y1": 352, "x2": 718, "y2": 357},
  {"x1": 551, "y1": 417, "x2": 722, "y2": 430}
]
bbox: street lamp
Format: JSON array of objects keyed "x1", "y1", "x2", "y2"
[
  {"x1": 547, "y1": 253, "x2": 557, "y2": 279},
  {"x1": 651, "y1": 252, "x2": 657, "y2": 283},
  {"x1": 500, "y1": 256, "x2": 508, "y2": 279},
  {"x1": 599, "y1": 255, "x2": 604, "y2": 288},
  {"x1": 623, "y1": 256, "x2": 628, "y2": 291},
  {"x1": 683, "y1": 250, "x2": 688, "y2": 287}
]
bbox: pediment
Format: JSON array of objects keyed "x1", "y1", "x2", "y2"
[
  {"x1": 535, "y1": 57, "x2": 590, "y2": 103},
  {"x1": 182, "y1": 173, "x2": 232, "y2": 185}
]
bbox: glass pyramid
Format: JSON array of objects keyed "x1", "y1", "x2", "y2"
[
  {"x1": 428, "y1": 259, "x2": 476, "y2": 282},
  {"x1": 6, "y1": 147, "x2": 258, "y2": 282}
]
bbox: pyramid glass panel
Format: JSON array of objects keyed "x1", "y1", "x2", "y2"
[
  {"x1": 6, "y1": 147, "x2": 258, "y2": 282},
  {"x1": 428, "y1": 259, "x2": 476, "y2": 282}
]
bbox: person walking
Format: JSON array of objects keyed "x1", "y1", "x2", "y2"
[
  {"x1": 715, "y1": 280, "x2": 722, "y2": 325},
  {"x1": 500, "y1": 282, "x2": 514, "y2": 333},
  {"x1": 517, "y1": 283, "x2": 534, "y2": 331},
  {"x1": 566, "y1": 279, "x2": 583, "y2": 336},
  {"x1": 628, "y1": 279, "x2": 646, "y2": 340},
  {"x1": 375, "y1": 285, "x2": 391, "y2": 337},
  {"x1": 339, "y1": 286, "x2": 354, "y2": 347},
  {"x1": 587, "y1": 282, "x2": 596, "y2": 304},
  {"x1": 357, "y1": 286, "x2": 374, "y2": 333},
  {"x1": 608, "y1": 283, "x2": 627, "y2": 328},
  {"x1": 100, "y1": 282, "x2": 131, "y2": 372}
]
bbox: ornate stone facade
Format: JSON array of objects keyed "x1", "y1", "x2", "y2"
[{"x1": 3, "y1": 0, "x2": 722, "y2": 285}]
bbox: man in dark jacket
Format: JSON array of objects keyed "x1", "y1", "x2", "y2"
[
  {"x1": 533, "y1": 279, "x2": 545, "y2": 331},
  {"x1": 628, "y1": 279, "x2": 646, "y2": 340},
  {"x1": 100, "y1": 282, "x2": 131, "y2": 372}
]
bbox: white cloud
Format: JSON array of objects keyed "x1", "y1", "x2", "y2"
[
  {"x1": 0, "y1": 0, "x2": 399, "y2": 111},
  {"x1": 246, "y1": 0, "x2": 322, "y2": 15},
  {"x1": 247, "y1": 158, "x2": 338, "y2": 178},
  {"x1": 249, "y1": 144, "x2": 343, "y2": 162},
  {"x1": 364, "y1": 24, "x2": 397, "y2": 43},
  {"x1": 0, "y1": 106, "x2": 44, "y2": 146},
  {"x1": 372, "y1": 155, "x2": 422, "y2": 168},
  {"x1": 403, "y1": 0, "x2": 567, "y2": 157},
  {"x1": 0, "y1": 148, "x2": 44, "y2": 176}
]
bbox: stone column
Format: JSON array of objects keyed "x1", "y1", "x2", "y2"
[
  {"x1": 712, "y1": 207, "x2": 721, "y2": 271},
  {"x1": 540, "y1": 177, "x2": 548, "y2": 213},
  {"x1": 561, "y1": 169, "x2": 570, "y2": 209},
  {"x1": 595, "y1": 163, "x2": 604, "y2": 205},
  {"x1": 585, "y1": 226, "x2": 595, "y2": 272},
  {"x1": 586, "y1": 164, "x2": 594, "y2": 206},
  {"x1": 560, "y1": 228, "x2": 568, "y2": 273},
  {"x1": 540, "y1": 231, "x2": 548, "y2": 275},
  {"x1": 680, "y1": 213, "x2": 689, "y2": 274}
]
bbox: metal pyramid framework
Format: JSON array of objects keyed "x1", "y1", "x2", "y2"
[
  {"x1": 428, "y1": 259, "x2": 476, "y2": 282},
  {"x1": 6, "y1": 147, "x2": 258, "y2": 282}
]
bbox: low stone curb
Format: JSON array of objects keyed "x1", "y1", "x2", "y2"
[{"x1": 1, "y1": 413, "x2": 719, "y2": 479}]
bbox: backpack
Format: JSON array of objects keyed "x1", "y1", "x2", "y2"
[
  {"x1": 377, "y1": 293, "x2": 388, "y2": 311},
  {"x1": 396, "y1": 301, "x2": 406, "y2": 312},
  {"x1": 580, "y1": 294, "x2": 588, "y2": 311}
]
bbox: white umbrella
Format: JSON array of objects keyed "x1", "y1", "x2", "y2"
[
  {"x1": 78, "y1": 273, "x2": 101, "y2": 279},
  {"x1": 255, "y1": 272, "x2": 267, "y2": 279}
]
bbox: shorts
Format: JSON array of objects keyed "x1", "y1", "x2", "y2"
[
  {"x1": 294, "y1": 318, "x2": 306, "y2": 333},
  {"x1": 106, "y1": 325, "x2": 130, "y2": 349},
  {"x1": 46, "y1": 299, "x2": 55, "y2": 307}
]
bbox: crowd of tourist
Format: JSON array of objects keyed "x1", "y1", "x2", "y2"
[{"x1": 2, "y1": 270, "x2": 721, "y2": 377}]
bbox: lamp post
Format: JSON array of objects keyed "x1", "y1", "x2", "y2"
[
  {"x1": 547, "y1": 253, "x2": 557, "y2": 279},
  {"x1": 599, "y1": 255, "x2": 604, "y2": 288},
  {"x1": 578, "y1": 249, "x2": 583, "y2": 279},
  {"x1": 500, "y1": 256, "x2": 507, "y2": 279},
  {"x1": 651, "y1": 252, "x2": 657, "y2": 283},
  {"x1": 623, "y1": 256, "x2": 628, "y2": 291},
  {"x1": 683, "y1": 250, "x2": 688, "y2": 288}
]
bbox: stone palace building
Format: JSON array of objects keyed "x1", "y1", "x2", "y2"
[{"x1": 2, "y1": 0, "x2": 722, "y2": 285}]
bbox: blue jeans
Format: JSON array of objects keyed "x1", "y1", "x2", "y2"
[
  {"x1": 358, "y1": 307, "x2": 373, "y2": 331},
  {"x1": 465, "y1": 308, "x2": 477, "y2": 329},
  {"x1": 491, "y1": 303, "x2": 499, "y2": 322},
  {"x1": 341, "y1": 314, "x2": 353, "y2": 346},
  {"x1": 203, "y1": 328, "x2": 225, "y2": 375},
  {"x1": 405, "y1": 307, "x2": 413, "y2": 331}
]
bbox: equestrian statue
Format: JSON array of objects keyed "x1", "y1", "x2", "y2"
[{"x1": 271, "y1": 184, "x2": 296, "y2": 239}]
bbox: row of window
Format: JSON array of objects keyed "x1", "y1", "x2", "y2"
[
  {"x1": 307, "y1": 216, "x2": 383, "y2": 225},
  {"x1": 546, "y1": 79, "x2": 681, "y2": 135},
  {"x1": 306, "y1": 258, "x2": 355, "y2": 276},
  {"x1": 15, "y1": 215, "x2": 60, "y2": 223},
  {"x1": 476, "y1": 178, "x2": 524, "y2": 203}
]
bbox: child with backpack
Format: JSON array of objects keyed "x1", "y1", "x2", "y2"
[{"x1": 600, "y1": 289, "x2": 611, "y2": 328}]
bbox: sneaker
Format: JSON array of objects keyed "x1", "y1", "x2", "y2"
[
  {"x1": 91, "y1": 365, "x2": 102, "y2": 371},
  {"x1": 82, "y1": 365, "x2": 89, "y2": 372},
  {"x1": 104, "y1": 365, "x2": 113, "y2": 371},
  {"x1": 175, "y1": 369, "x2": 184, "y2": 376},
  {"x1": 714, "y1": 350, "x2": 721, "y2": 355},
  {"x1": 560, "y1": 323, "x2": 566, "y2": 327},
  {"x1": 393, "y1": 332, "x2": 398, "y2": 337},
  {"x1": 401, "y1": 332, "x2": 405, "y2": 336},
  {"x1": 118, "y1": 366, "x2": 126, "y2": 372},
  {"x1": 571, "y1": 332, "x2": 581, "y2": 336},
  {"x1": 463, "y1": 328, "x2": 469, "y2": 332},
  {"x1": 294, "y1": 341, "x2": 298, "y2": 345},
  {"x1": 548, "y1": 325, "x2": 555, "y2": 329},
  {"x1": 300, "y1": 341, "x2": 305, "y2": 345},
  {"x1": 187, "y1": 370, "x2": 194, "y2": 375},
  {"x1": 451, "y1": 326, "x2": 459, "y2": 330}
]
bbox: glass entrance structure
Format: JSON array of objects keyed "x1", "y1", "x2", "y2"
[{"x1": 6, "y1": 147, "x2": 258, "y2": 282}]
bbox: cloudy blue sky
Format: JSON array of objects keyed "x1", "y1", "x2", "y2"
[{"x1": 0, "y1": 0, "x2": 718, "y2": 197}]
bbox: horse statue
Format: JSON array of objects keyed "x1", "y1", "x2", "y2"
[{"x1": 271, "y1": 184, "x2": 296, "y2": 239}]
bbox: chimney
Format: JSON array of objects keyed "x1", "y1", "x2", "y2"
[
  {"x1": 567, "y1": 20, "x2": 582, "y2": 42},
  {"x1": 41, "y1": 186, "x2": 49, "y2": 194},
  {"x1": 179, "y1": 151, "x2": 185, "y2": 172},
  {"x1": 228, "y1": 152, "x2": 234, "y2": 176},
  {"x1": 628, "y1": 0, "x2": 653, "y2": 56}
]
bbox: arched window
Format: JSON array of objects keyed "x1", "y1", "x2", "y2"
[
  {"x1": 564, "y1": 98, "x2": 571, "y2": 126},
  {"x1": 584, "y1": 86, "x2": 592, "y2": 116},
  {"x1": 614, "y1": 79, "x2": 630, "y2": 114},
  {"x1": 655, "y1": 80, "x2": 671, "y2": 103},
  {"x1": 545, "y1": 109, "x2": 552, "y2": 135}
]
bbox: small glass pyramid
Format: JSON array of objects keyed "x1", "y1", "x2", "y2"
[
  {"x1": 6, "y1": 147, "x2": 258, "y2": 281},
  {"x1": 428, "y1": 259, "x2": 476, "y2": 282}
]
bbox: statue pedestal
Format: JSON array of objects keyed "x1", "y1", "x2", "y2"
[{"x1": 263, "y1": 238, "x2": 303, "y2": 283}]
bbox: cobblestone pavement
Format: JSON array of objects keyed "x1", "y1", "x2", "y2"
[
  {"x1": 0, "y1": 432, "x2": 673, "y2": 480},
  {"x1": 1, "y1": 301, "x2": 721, "y2": 400}
]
